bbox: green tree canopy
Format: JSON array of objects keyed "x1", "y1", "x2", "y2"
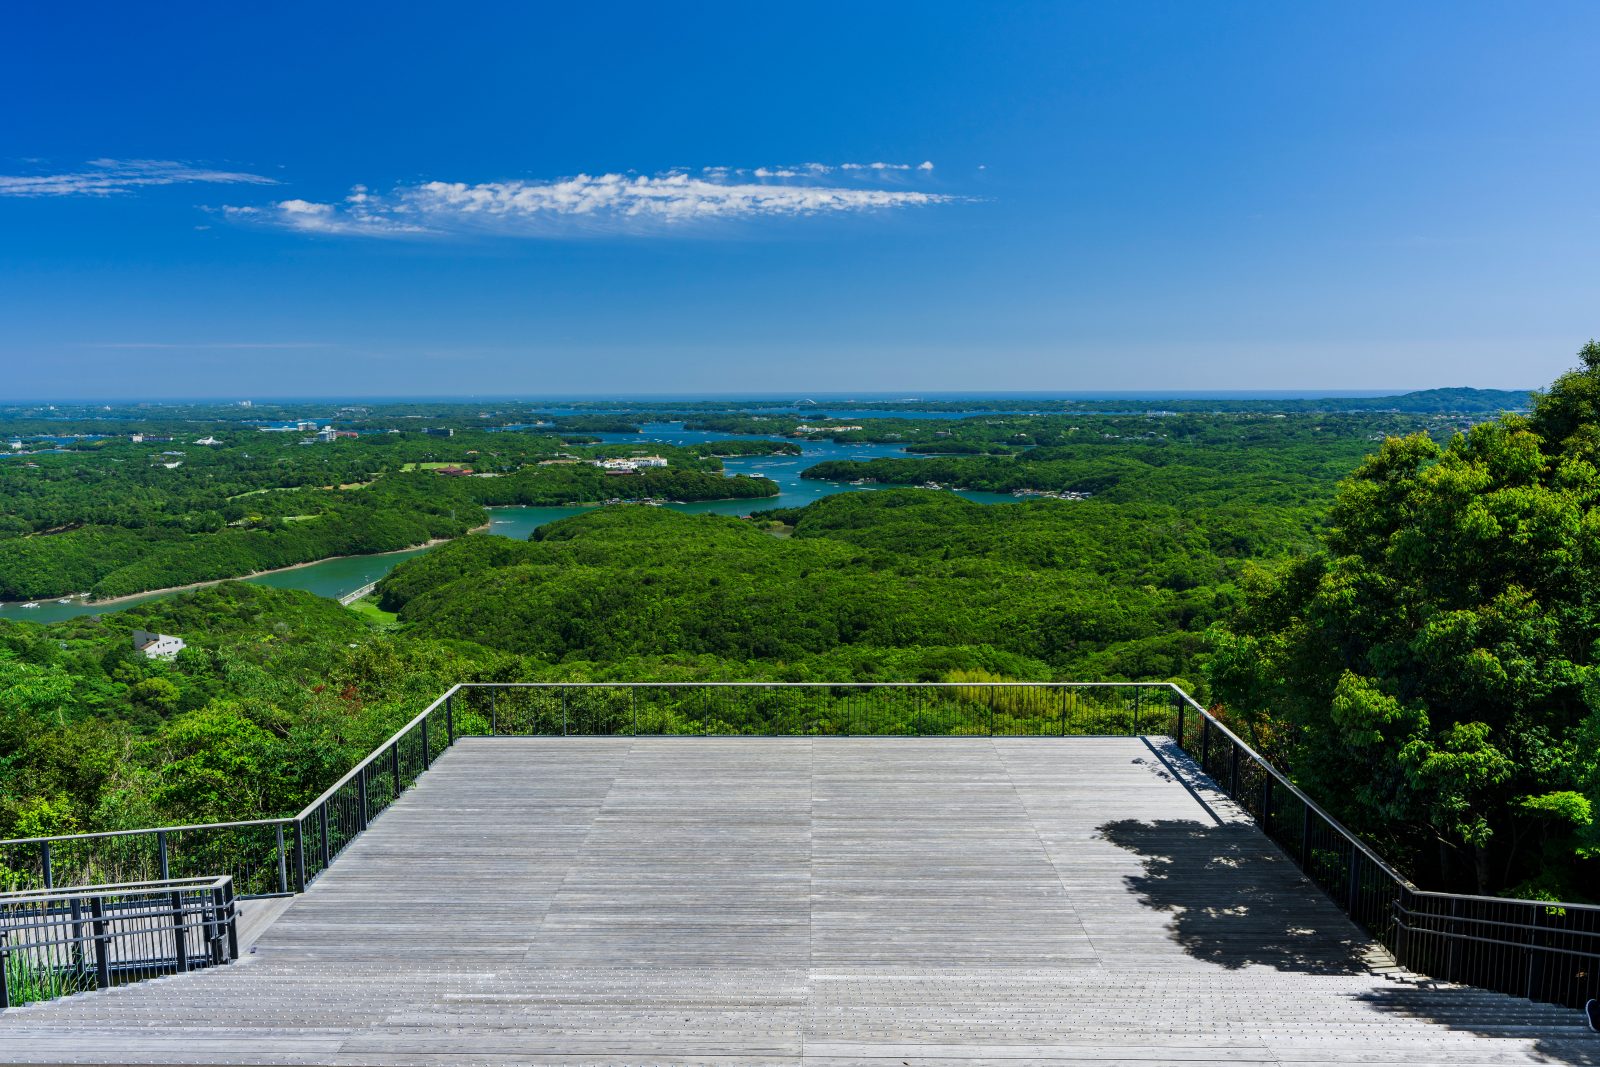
[{"x1": 1209, "y1": 343, "x2": 1600, "y2": 897}]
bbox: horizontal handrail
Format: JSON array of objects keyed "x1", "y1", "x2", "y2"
[
  {"x1": 1404, "y1": 886, "x2": 1600, "y2": 913},
  {"x1": 0, "y1": 820, "x2": 290, "y2": 849},
  {"x1": 0, "y1": 877, "x2": 231, "y2": 903},
  {"x1": 457, "y1": 680, "x2": 1165, "y2": 688}
]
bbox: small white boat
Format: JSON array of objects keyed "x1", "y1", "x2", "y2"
[
  {"x1": 57, "y1": 598, "x2": 72, "y2": 604},
  {"x1": 21, "y1": 602, "x2": 40, "y2": 609}
]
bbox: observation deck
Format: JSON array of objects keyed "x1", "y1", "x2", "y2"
[{"x1": 1, "y1": 734, "x2": 1591, "y2": 1065}]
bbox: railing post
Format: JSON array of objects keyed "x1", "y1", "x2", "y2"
[
  {"x1": 422, "y1": 715, "x2": 431, "y2": 768},
  {"x1": 293, "y1": 819, "x2": 306, "y2": 893},
  {"x1": 1175, "y1": 696, "x2": 1185, "y2": 752},
  {"x1": 40, "y1": 840, "x2": 52, "y2": 889},
  {"x1": 632, "y1": 688, "x2": 638, "y2": 736},
  {"x1": 276, "y1": 823, "x2": 288, "y2": 895},
  {"x1": 1346, "y1": 845, "x2": 1362, "y2": 917},
  {"x1": 1200, "y1": 717, "x2": 1210, "y2": 773},
  {"x1": 157, "y1": 830, "x2": 170, "y2": 881},
  {"x1": 1133, "y1": 688, "x2": 1141, "y2": 736},
  {"x1": 90, "y1": 895, "x2": 110, "y2": 990},
  {"x1": 223, "y1": 881, "x2": 239, "y2": 962},
  {"x1": 171, "y1": 888, "x2": 189, "y2": 974},
  {"x1": 1447, "y1": 896, "x2": 1461, "y2": 982},
  {"x1": 0, "y1": 930, "x2": 9, "y2": 1010},
  {"x1": 1525, "y1": 904, "x2": 1544, "y2": 1002},
  {"x1": 208, "y1": 886, "x2": 225, "y2": 966},
  {"x1": 357, "y1": 767, "x2": 370, "y2": 831},
  {"x1": 491, "y1": 689, "x2": 498, "y2": 736},
  {"x1": 1229, "y1": 743, "x2": 1240, "y2": 797},
  {"x1": 319, "y1": 805, "x2": 331, "y2": 869},
  {"x1": 446, "y1": 692, "x2": 455, "y2": 745},
  {"x1": 1300, "y1": 801, "x2": 1312, "y2": 868},
  {"x1": 391, "y1": 741, "x2": 402, "y2": 798},
  {"x1": 562, "y1": 689, "x2": 568, "y2": 736},
  {"x1": 1392, "y1": 886, "x2": 1410, "y2": 969},
  {"x1": 1261, "y1": 775, "x2": 1273, "y2": 834},
  {"x1": 69, "y1": 895, "x2": 85, "y2": 976}
]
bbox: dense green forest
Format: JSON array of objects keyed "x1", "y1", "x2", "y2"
[
  {"x1": 0, "y1": 431, "x2": 784, "y2": 599},
  {"x1": 1209, "y1": 344, "x2": 1600, "y2": 898},
  {"x1": 0, "y1": 363, "x2": 1594, "y2": 901}
]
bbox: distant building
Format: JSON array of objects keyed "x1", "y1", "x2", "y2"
[
  {"x1": 316, "y1": 427, "x2": 337, "y2": 442},
  {"x1": 194, "y1": 436, "x2": 223, "y2": 446},
  {"x1": 436, "y1": 466, "x2": 474, "y2": 477},
  {"x1": 589, "y1": 455, "x2": 668, "y2": 473},
  {"x1": 238, "y1": 400, "x2": 252, "y2": 408},
  {"x1": 333, "y1": 430, "x2": 359, "y2": 439},
  {"x1": 7, "y1": 440, "x2": 21, "y2": 450},
  {"x1": 133, "y1": 630, "x2": 186, "y2": 661},
  {"x1": 423, "y1": 427, "x2": 455, "y2": 438}
]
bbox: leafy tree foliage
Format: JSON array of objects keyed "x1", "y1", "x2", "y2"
[{"x1": 1210, "y1": 343, "x2": 1600, "y2": 897}]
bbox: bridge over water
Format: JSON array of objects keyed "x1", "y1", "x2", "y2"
[{"x1": 1, "y1": 734, "x2": 1592, "y2": 1065}]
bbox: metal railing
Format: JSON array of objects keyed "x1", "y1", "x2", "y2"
[
  {"x1": 0, "y1": 687, "x2": 460, "y2": 899},
  {"x1": 3, "y1": 680, "x2": 1598, "y2": 1011},
  {"x1": 0, "y1": 877, "x2": 238, "y2": 1010},
  {"x1": 1167, "y1": 689, "x2": 1600, "y2": 1010},
  {"x1": 455, "y1": 680, "x2": 1168, "y2": 738}
]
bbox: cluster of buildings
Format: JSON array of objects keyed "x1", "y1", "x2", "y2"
[
  {"x1": 589, "y1": 455, "x2": 669, "y2": 474},
  {"x1": 792, "y1": 424, "x2": 863, "y2": 435}
]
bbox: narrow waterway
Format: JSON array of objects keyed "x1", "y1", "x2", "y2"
[{"x1": 0, "y1": 424, "x2": 1016, "y2": 624}]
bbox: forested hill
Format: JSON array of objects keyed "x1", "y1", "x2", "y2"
[{"x1": 376, "y1": 492, "x2": 1318, "y2": 682}]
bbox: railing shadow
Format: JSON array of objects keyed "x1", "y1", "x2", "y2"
[
  {"x1": 1096, "y1": 817, "x2": 1370, "y2": 975},
  {"x1": 1098, "y1": 816, "x2": 1596, "y2": 1058},
  {"x1": 1355, "y1": 983, "x2": 1596, "y2": 1063}
]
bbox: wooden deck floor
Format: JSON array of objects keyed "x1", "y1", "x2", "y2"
[{"x1": 1, "y1": 737, "x2": 1593, "y2": 1065}]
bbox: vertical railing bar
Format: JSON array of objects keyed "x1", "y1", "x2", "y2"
[
  {"x1": 170, "y1": 887, "x2": 188, "y2": 974},
  {"x1": 273, "y1": 823, "x2": 288, "y2": 895}
]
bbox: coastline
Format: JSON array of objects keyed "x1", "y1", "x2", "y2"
[{"x1": 81, "y1": 523, "x2": 492, "y2": 608}]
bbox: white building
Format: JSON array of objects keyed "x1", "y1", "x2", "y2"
[
  {"x1": 194, "y1": 436, "x2": 222, "y2": 446},
  {"x1": 589, "y1": 455, "x2": 669, "y2": 472},
  {"x1": 133, "y1": 630, "x2": 186, "y2": 661}
]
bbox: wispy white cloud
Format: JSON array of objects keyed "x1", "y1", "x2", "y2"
[
  {"x1": 224, "y1": 163, "x2": 958, "y2": 238},
  {"x1": 79, "y1": 341, "x2": 335, "y2": 350},
  {"x1": 0, "y1": 159, "x2": 277, "y2": 197}
]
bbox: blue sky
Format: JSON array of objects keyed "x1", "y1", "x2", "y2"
[{"x1": 2, "y1": 2, "x2": 1596, "y2": 399}]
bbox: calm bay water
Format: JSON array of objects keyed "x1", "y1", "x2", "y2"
[{"x1": 0, "y1": 423, "x2": 1015, "y2": 624}]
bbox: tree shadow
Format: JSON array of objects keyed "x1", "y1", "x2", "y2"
[
  {"x1": 1099, "y1": 817, "x2": 1597, "y2": 1059},
  {"x1": 1096, "y1": 817, "x2": 1371, "y2": 974}
]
